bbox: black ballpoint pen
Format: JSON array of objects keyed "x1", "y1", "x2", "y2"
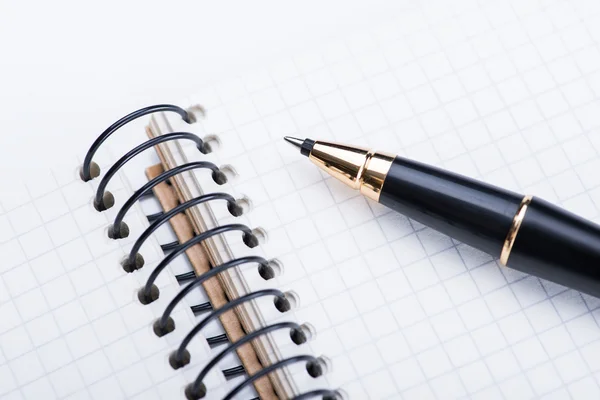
[{"x1": 284, "y1": 136, "x2": 600, "y2": 298}]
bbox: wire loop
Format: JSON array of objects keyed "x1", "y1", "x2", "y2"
[
  {"x1": 153, "y1": 257, "x2": 278, "y2": 337},
  {"x1": 185, "y1": 322, "x2": 307, "y2": 399},
  {"x1": 160, "y1": 240, "x2": 180, "y2": 252},
  {"x1": 137, "y1": 224, "x2": 258, "y2": 303},
  {"x1": 81, "y1": 104, "x2": 193, "y2": 181},
  {"x1": 93, "y1": 132, "x2": 208, "y2": 211},
  {"x1": 206, "y1": 333, "x2": 228, "y2": 346},
  {"x1": 170, "y1": 287, "x2": 288, "y2": 368},
  {"x1": 122, "y1": 192, "x2": 240, "y2": 271},
  {"x1": 109, "y1": 161, "x2": 228, "y2": 239},
  {"x1": 223, "y1": 355, "x2": 322, "y2": 400},
  {"x1": 190, "y1": 302, "x2": 212, "y2": 314},
  {"x1": 222, "y1": 365, "x2": 245, "y2": 379},
  {"x1": 292, "y1": 389, "x2": 344, "y2": 400},
  {"x1": 146, "y1": 211, "x2": 163, "y2": 223}
]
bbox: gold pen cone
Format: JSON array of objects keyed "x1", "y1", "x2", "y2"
[{"x1": 298, "y1": 139, "x2": 394, "y2": 202}]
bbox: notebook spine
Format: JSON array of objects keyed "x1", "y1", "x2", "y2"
[{"x1": 80, "y1": 105, "x2": 342, "y2": 400}]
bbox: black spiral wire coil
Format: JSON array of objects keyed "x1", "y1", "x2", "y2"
[{"x1": 82, "y1": 105, "x2": 341, "y2": 400}]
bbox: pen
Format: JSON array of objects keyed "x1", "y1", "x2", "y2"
[{"x1": 284, "y1": 136, "x2": 600, "y2": 298}]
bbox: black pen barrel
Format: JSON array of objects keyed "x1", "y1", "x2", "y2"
[
  {"x1": 379, "y1": 156, "x2": 600, "y2": 297},
  {"x1": 379, "y1": 156, "x2": 523, "y2": 258},
  {"x1": 509, "y1": 198, "x2": 600, "y2": 296}
]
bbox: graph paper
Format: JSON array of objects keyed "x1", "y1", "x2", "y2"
[
  {"x1": 2, "y1": 0, "x2": 600, "y2": 398},
  {"x1": 161, "y1": 0, "x2": 600, "y2": 398},
  {"x1": 0, "y1": 120, "x2": 231, "y2": 399}
]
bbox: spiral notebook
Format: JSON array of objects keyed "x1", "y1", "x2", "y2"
[{"x1": 3, "y1": 0, "x2": 600, "y2": 399}]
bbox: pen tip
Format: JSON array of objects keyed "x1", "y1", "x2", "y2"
[
  {"x1": 283, "y1": 136, "x2": 315, "y2": 157},
  {"x1": 284, "y1": 136, "x2": 304, "y2": 148}
]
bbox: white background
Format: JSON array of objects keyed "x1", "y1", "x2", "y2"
[
  {"x1": 4, "y1": 0, "x2": 600, "y2": 398},
  {"x1": 0, "y1": 0, "x2": 411, "y2": 169}
]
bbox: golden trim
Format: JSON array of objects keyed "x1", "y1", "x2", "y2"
[
  {"x1": 308, "y1": 141, "x2": 394, "y2": 202},
  {"x1": 500, "y1": 195, "x2": 533, "y2": 266},
  {"x1": 359, "y1": 150, "x2": 394, "y2": 201},
  {"x1": 355, "y1": 150, "x2": 373, "y2": 188}
]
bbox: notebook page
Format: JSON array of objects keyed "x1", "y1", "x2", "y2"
[
  {"x1": 0, "y1": 122, "x2": 228, "y2": 399},
  {"x1": 164, "y1": 0, "x2": 600, "y2": 397}
]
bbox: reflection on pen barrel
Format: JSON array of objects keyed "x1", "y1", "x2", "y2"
[{"x1": 292, "y1": 138, "x2": 600, "y2": 298}]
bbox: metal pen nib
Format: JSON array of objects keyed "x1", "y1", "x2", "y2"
[
  {"x1": 283, "y1": 136, "x2": 315, "y2": 156},
  {"x1": 284, "y1": 136, "x2": 303, "y2": 148},
  {"x1": 284, "y1": 137, "x2": 394, "y2": 201}
]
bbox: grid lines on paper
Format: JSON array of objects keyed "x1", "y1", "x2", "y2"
[
  {"x1": 171, "y1": 0, "x2": 600, "y2": 398},
  {"x1": 1, "y1": 163, "x2": 128, "y2": 399},
  {"x1": 0, "y1": 143, "x2": 215, "y2": 399}
]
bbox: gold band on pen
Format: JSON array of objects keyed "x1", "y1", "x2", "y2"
[
  {"x1": 500, "y1": 195, "x2": 533, "y2": 266},
  {"x1": 358, "y1": 150, "x2": 395, "y2": 201},
  {"x1": 308, "y1": 141, "x2": 394, "y2": 202}
]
